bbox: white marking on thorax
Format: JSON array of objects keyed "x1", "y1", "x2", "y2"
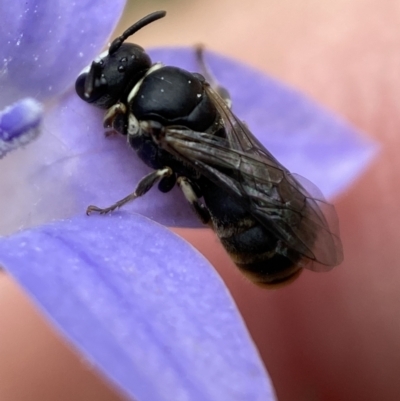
[
  {"x1": 127, "y1": 62, "x2": 164, "y2": 103},
  {"x1": 127, "y1": 113, "x2": 140, "y2": 137}
]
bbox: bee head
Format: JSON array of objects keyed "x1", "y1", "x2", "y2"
[{"x1": 75, "y1": 10, "x2": 166, "y2": 109}]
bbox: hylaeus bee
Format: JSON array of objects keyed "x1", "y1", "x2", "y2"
[{"x1": 75, "y1": 10, "x2": 343, "y2": 287}]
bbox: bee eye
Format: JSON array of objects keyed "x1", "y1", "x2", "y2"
[{"x1": 75, "y1": 72, "x2": 88, "y2": 100}]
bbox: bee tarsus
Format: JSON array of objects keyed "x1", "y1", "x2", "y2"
[{"x1": 86, "y1": 167, "x2": 173, "y2": 215}]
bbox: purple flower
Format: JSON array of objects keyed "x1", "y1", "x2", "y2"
[
  {"x1": 0, "y1": 2, "x2": 377, "y2": 401},
  {"x1": 0, "y1": 98, "x2": 42, "y2": 158}
]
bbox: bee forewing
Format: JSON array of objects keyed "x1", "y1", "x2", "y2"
[
  {"x1": 159, "y1": 83, "x2": 343, "y2": 271},
  {"x1": 289, "y1": 173, "x2": 344, "y2": 269}
]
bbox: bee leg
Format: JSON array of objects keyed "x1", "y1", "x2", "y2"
[
  {"x1": 86, "y1": 167, "x2": 173, "y2": 215},
  {"x1": 194, "y1": 45, "x2": 232, "y2": 108},
  {"x1": 177, "y1": 176, "x2": 211, "y2": 224},
  {"x1": 103, "y1": 102, "x2": 128, "y2": 136}
]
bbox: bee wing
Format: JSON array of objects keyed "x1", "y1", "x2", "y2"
[{"x1": 159, "y1": 86, "x2": 343, "y2": 270}]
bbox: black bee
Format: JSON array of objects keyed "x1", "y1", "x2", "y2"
[{"x1": 75, "y1": 10, "x2": 343, "y2": 287}]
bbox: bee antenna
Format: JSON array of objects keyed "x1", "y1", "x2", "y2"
[{"x1": 109, "y1": 10, "x2": 166, "y2": 55}]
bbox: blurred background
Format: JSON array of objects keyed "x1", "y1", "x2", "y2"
[{"x1": 2, "y1": 0, "x2": 400, "y2": 400}]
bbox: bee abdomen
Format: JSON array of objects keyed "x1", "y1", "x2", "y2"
[
  {"x1": 202, "y1": 179, "x2": 303, "y2": 287},
  {"x1": 218, "y1": 222, "x2": 303, "y2": 287}
]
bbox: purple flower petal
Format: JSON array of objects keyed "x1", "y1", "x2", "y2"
[
  {"x1": 0, "y1": 48, "x2": 376, "y2": 232},
  {"x1": 0, "y1": 97, "x2": 42, "y2": 158},
  {"x1": 0, "y1": 213, "x2": 275, "y2": 401},
  {"x1": 0, "y1": 0, "x2": 126, "y2": 107}
]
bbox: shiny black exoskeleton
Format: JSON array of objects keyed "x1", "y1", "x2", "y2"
[
  {"x1": 76, "y1": 11, "x2": 343, "y2": 287},
  {"x1": 127, "y1": 66, "x2": 220, "y2": 175}
]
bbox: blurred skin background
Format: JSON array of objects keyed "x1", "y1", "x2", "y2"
[{"x1": 1, "y1": 0, "x2": 400, "y2": 400}]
